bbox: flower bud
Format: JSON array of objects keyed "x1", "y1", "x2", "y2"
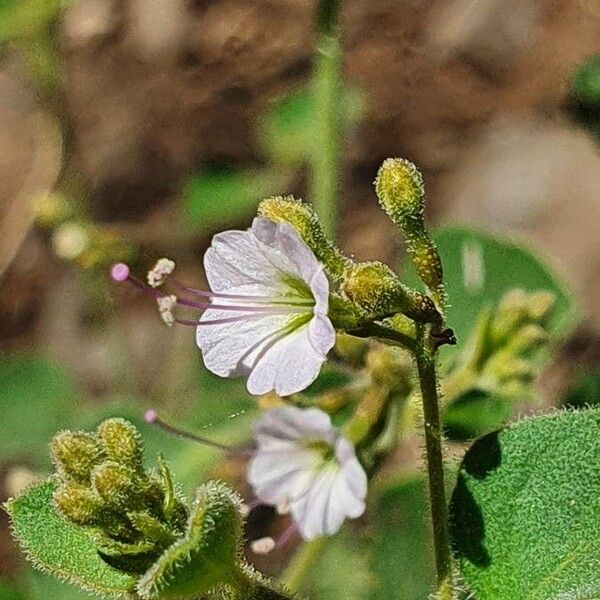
[
  {"x1": 258, "y1": 195, "x2": 350, "y2": 280},
  {"x1": 375, "y1": 158, "x2": 424, "y2": 220},
  {"x1": 96, "y1": 418, "x2": 143, "y2": 467},
  {"x1": 53, "y1": 483, "x2": 104, "y2": 526},
  {"x1": 374, "y1": 159, "x2": 446, "y2": 313},
  {"x1": 50, "y1": 432, "x2": 104, "y2": 483},
  {"x1": 528, "y1": 291, "x2": 556, "y2": 323},
  {"x1": 91, "y1": 462, "x2": 138, "y2": 510},
  {"x1": 341, "y1": 261, "x2": 439, "y2": 323}
]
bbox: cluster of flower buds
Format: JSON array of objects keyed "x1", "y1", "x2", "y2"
[
  {"x1": 444, "y1": 288, "x2": 556, "y2": 403},
  {"x1": 48, "y1": 419, "x2": 294, "y2": 599}
]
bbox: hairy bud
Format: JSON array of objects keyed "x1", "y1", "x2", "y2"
[
  {"x1": 91, "y1": 462, "x2": 138, "y2": 510},
  {"x1": 53, "y1": 483, "x2": 104, "y2": 526},
  {"x1": 258, "y1": 195, "x2": 350, "y2": 280},
  {"x1": 50, "y1": 432, "x2": 104, "y2": 483},
  {"x1": 97, "y1": 418, "x2": 143, "y2": 467},
  {"x1": 341, "y1": 261, "x2": 440, "y2": 324},
  {"x1": 375, "y1": 159, "x2": 446, "y2": 314}
]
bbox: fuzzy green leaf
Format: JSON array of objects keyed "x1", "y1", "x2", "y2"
[
  {"x1": 6, "y1": 480, "x2": 136, "y2": 597},
  {"x1": 136, "y1": 482, "x2": 242, "y2": 599},
  {"x1": 450, "y1": 409, "x2": 600, "y2": 600}
]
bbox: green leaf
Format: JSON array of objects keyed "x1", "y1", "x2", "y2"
[
  {"x1": 0, "y1": 354, "x2": 78, "y2": 466},
  {"x1": 570, "y1": 55, "x2": 600, "y2": 107},
  {"x1": 443, "y1": 390, "x2": 512, "y2": 441},
  {"x1": 137, "y1": 482, "x2": 241, "y2": 599},
  {"x1": 370, "y1": 477, "x2": 434, "y2": 599},
  {"x1": 6, "y1": 481, "x2": 136, "y2": 597},
  {"x1": 405, "y1": 227, "x2": 576, "y2": 352},
  {"x1": 450, "y1": 408, "x2": 600, "y2": 600},
  {"x1": 182, "y1": 166, "x2": 290, "y2": 230}
]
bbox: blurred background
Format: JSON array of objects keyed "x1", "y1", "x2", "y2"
[{"x1": 0, "y1": 0, "x2": 599, "y2": 598}]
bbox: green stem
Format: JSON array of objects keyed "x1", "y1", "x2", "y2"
[
  {"x1": 311, "y1": 0, "x2": 343, "y2": 238},
  {"x1": 349, "y1": 322, "x2": 416, "y2": 352},
  {"x1": 282, "y1": 538, "x2": 327, "y2": 592},
  {"x1": 414, "y1": 327, "x2": 453, "y2": 598}
]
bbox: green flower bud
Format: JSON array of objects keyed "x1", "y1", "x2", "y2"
[
  {"x1": 375, "y1": 159, "x2": 446, "y2": 314},
  {"x1": 97, "y1": 418, "x2": 143, "y2": 467},
  {"x1": 127, "y1": 511, "x2": 178, "y2": 545},
  {"x1": 258, "y1": 195, "x2": 350, "y2": 280},
  {"x1": 91, "y1": 462, "x2": 138, "y2": 510},
  {"x1": 375, "y1": 158, "x2": 424, "y2": 220},
  {"x1": 50, "y1": 432, "x2": 104, "y2": 483},
  {"x1": 527, "y1": 290, "x2": 556, "y2": 323},
  {"x1": 53, "y1": 482, "x2": 104, "y2": 526},
  {"x1": 341, "y1": 261, "x2": 439, "y2": 324},
  {"x1": 491, "y1": 288, "x2": 530, "y2": 343}
]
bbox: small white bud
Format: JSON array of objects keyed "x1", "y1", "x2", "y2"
[
  {"x1": 157, "y1": 294, "x2": 177, "y2": 327},
  {"x1": 147, "y1": 258, "x2": 175, "y2": 288},
  {"x1": 250, "y1": 536, "x2": 276, "y2": 555}
]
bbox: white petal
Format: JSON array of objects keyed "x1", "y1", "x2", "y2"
[
  {"x1": 290, "y1": 466, "x2": 339, "y2": 540},
  {"x1": 248, "y1": 448, "x2": 318, "y2": 505},
  {"x1": 251, "y1": 218, "x2": 324, "y2": 284},
  {"x1": 196, "y1": 311, "x2": 296, "y2": 378},
  {"x1": 245, "y1": 322, "x2": 329, "y2": 396},
  {"x1": 308, "y1": 312, "x2": 336, "y2": 356},
  {"x1": 336, "y1": 437, "x2": 368, "y2": 501},
  {"x1": 255, "y1": 406, "x2": 336, "y2": 446}
]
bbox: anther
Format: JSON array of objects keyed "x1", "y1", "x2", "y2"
[
  {"x1": 250, "y1": 537, "x2": 276, "y2": 555},
  {"x1": 147, "y1": 258, "x2": 175, "y2": 288}
]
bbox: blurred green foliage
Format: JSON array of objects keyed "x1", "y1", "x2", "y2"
[
  {"x1": 569, "y1": 54, "x2": 600, "y2": 139},
  {"x1": 562, "y1": 370, "x2": 600, "y2": 409},
  {"x1": 182, "y1": 87, "x2": 362, "y2": 231},
  {"x1": 404, "y1": 227, "x2": 576, "y2": 440},
  {"x1": 0, "y1": 354, "x2": 78, "y2": 468}
]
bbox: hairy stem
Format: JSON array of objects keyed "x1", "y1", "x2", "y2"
[
  {"x1": 282, "y1": 538, "x2": 327, "y2": 592},
  {"x1": 414, "y1": 327, "x2": 453, "y2": 598},
  {"x1": 311, "y1": 0, "x2": 343, "y2": 237}
]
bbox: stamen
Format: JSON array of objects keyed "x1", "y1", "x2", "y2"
[
  {"x1": 275, "y1": 524, "x2": 297, "y2": 549},
  {"x1": 147, "y1": 258, "x2": 175, "y2": 288},
  {"x1": 250, "y1": 537, "x2": 276, "y2": 555},
  {"x1": 144, "y1": 409, "x2": 250, "y2": 455},
  {"x1": 157, "y1": 295, "x2": 177, "y2": 327},
  {"x1": 111, "y1": 263, "x2": 130, "y2": 282}
]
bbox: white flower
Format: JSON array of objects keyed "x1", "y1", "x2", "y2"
[
  {"x1": 248, "y1": 406, "x2": 368, "y2": 540},
  {"x1": 196, "y1": 218, "x2": 336, "y2": 397}
]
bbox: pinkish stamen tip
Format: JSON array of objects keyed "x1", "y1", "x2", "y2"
[
  {"x1": 111, "y1": 263, "x2": 130, "y2": 282},
  {"x1": 144, "y1": 409, "x2": 158, "y2": 424}
]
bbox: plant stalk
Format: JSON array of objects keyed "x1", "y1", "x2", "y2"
[
  {"x1": 311, "y1": 0, "x2": 343, "y2": 238},
  {"x1": 414, "y1": 327, "x2": 453, "y2": 598}
]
